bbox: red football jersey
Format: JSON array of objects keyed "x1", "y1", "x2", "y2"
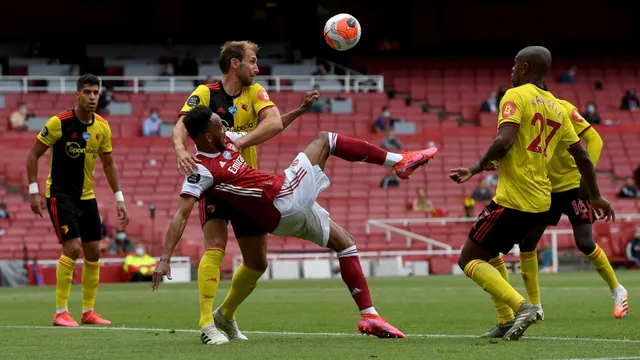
[{"x1": 180, "y1": 132, "x2": 285, "y2": 232}]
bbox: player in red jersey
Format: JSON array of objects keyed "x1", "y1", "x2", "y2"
[{"x1": 153, "y1": 106, "x2": 438, "y2": 343}]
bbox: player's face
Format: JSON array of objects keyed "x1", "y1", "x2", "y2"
[
  {"x1": 77, "y1": 84, "x2": 100, "y2": 112},
  {"x1": 237, "y1": 50, "x2": 259, "y2": 86},
  {"x1": 206, "y1": 117, "x2": 227, "y2": 150},
  {"x1": 511, "y1": 57, "x2": 527, "y2": 87}
]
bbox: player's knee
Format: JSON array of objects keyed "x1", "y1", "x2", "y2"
[
  {"x1": 574, "y1": 225, "x2": 596, "y2": 255},
  {"x1": 82, "y1": 242, "x2": 101, "y2": 262},
  {"x1": 203, "y1": 235, "x2": 227, "y2": 249},
  {"x1": 62, "y1": 239, "x2": 82, "y2": 260},
  {"x1": 314, "y1": 131, "x2": 330, "y2": 146},
  {"x1": 244, "y1": 257, "x2": 268, "y2": 272}
]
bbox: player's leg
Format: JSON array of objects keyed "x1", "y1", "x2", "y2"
[
  {"x1": 326, "y1": 220, "x2": 405, "y2": 338},
  {"x1": 480, "y1": 255, "x2": 515, "y2": 338},
  {"x1": 196, "y1": 197, "x2": 229, "y2": 345},
  {"x1": 77, "y1": 199, "x2": 111, "y2": 325},
  {"x1": 567, "y1": 192, "x2": 628, "y2": 318},
  {"x1": 518, "y1": 223, "x2": 547, "y2": 313},
  {"x1": 302, "y1": 131, "x2": 437, "y2": 178},
  {"x1": 47, "y1": 196, "x2": 82, "y2": 327}
]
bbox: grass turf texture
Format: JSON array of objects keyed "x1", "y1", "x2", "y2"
[{"x1": 0, "y1": 271, "x2": 638, "y2": 360}]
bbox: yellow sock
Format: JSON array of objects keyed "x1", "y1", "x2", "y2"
[
  {"x1": 219, "y1": 263, "x2": 265, "y2": 320},
  {"x1": 82, "y1": 259, "x2": 100, "y2": 311},
  {"x1": 56, "y1": 255, "x2": 76, "y2": 309},
  {"x1": 464, "y1": 260, "x2": 526, "y2": 311},
  {"x1": 519, "y1": 250, "x2": 540, "y2": 306},
  {"x1": 488, "y1": 256, "x2": 514, "y2": 323},
  {"x1": 587, "y1": 245, "x2": 620, "y2": 291},
  {"x1": 198, "y1": 248, "x2": 225, "y2": 329}
]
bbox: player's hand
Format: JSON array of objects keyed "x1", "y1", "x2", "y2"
[
  {"x1": 151, "y1": 259, "x2": 171, "y2": 291},
  {"x1": 589, "y1": 196, "x2": 616, "y2": 222},
  {"x1": 30, "y1": 194, "x2": 45, "y2": 217},
  {"x1": 484, "y1": 161, "x2": 499, "y2": 171},
  {"x1": 300, "y1": 90, "x2": 320, "y2": 112},
  {"x1": 176, "y1": 148, "x2": 201, "y2": 175},
  {"x1": 116, "y1": 201, "x2": 130, "y2": 226},
  {"x1": 449, "y1": 168, "x2": 474, "y2": 184}
]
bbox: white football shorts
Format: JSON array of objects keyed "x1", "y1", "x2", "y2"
[{"x1": 272, "y1": 152, "x2": 331, "y2": 247}]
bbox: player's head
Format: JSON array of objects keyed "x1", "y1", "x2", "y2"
[
  {"x1": 183, "y1": 106, "x2": 226, "y2": 151},
  {"x1": 76, "y1": 74, "x2": 101, "y2": 113},
  {"x1": 218, "y1": 40, "x2": 260, "y2": 86},
  {"x1": 511, "y1": 46, "x2": 552, "y2": 87}
]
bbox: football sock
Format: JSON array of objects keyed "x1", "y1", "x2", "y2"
[
  {"x1": 198, "y1": 248, "x2": 225, "y2": 329},
  {"x1": 220, "y1": 262, "x2": 265, "y2": 320},
  {"x1": 82, "y1": 259, "x2": 100, "y2": 312},
  {"x1": 587, "y1": 245, "x2": 620, "y2": 291},
  {"x1": 56, "y1": 255, "x2": 76, "y2": 313},
  {"x1": 337, "y1": 245, "x2": 377, "y2": 315},
  {"x1": 488, "y1": 256, "x2": 514, "y2": 324},
  {"x1": 327, "y1": 132, "x2": 402, "y2": 166},
  {"x1": 464, "y1": 260, "x2": 526, "y2": 311},
  {"x1": 519, "y1": 250, "x2": 541, "y2": 306}
]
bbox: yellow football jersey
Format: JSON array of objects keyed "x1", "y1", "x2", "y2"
[
  {"x1": 178, "y1": 81, "x2": 276, "y2": 169},
  {"x1": 547, "y1": 100, "x2": 594, "y2": 193},
  {"x1": 493, "y1": 84, "x2": 581, "y2": 213}
]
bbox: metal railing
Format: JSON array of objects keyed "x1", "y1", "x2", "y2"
[{"x1": 0, "y1": 75, "x2": 384, "y2": 94}]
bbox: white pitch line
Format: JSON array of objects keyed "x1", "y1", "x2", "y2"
[
  {"x1": 0, "y1": 325, "x2": 639, "y2": 344},
  {"x1": 544, "y1": 357, "x2": 640, "y2": 360}
]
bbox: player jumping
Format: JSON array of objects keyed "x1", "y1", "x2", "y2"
[
  {"x1": 26, "y1": 74, "x2": 131, "y2": 327},
  {"x1": 171, "y1": 41, "x2": 409, "y2": 342},
  {"x1": 449, "y1": 46, "x2": 614, "y2": 340},
  {"x1": 153, "y1": 106, "x2": 437, "y2": 343}
]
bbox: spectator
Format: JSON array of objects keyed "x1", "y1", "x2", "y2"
[
  {"x1": 308, "y1": 85, "x2": 329, "y2": 113},
  {"x1": 0, "y1": 227, "x2": 5, "y2": 236},
  {"x1": 69, "y1": 64, "x2": 80, "y2": 76},
  {"x1": 620, "y1": 89, "x2": 640, "y2": 111},
  {"x1": 313, "y1": 62, "x2": 328, "y2": 76},
  {"x1": 179, "y1": 52, "x2": 198, "y2": 76},
  {"x1": 97, "y1": 84, "x2": 115, "y2": 115},
  {"x1": 0, "y1": 203, "x2": 10, "y2": 219},
  {"x1": 9, "y1": 102, "x2": 29, "y2": 131},
  {"x1": 582, "y1": 101, "x2": 601, "y2": 125},
  {"x1": 412, "y1": 187, "x2": 433, "y2": 212},
  {"x1": 497, "y1": 85, "x2": 508, "y2": 104},
  {"x1": 479, "y1": 91, "x2": 498, "y2": 113},
  {"x1": 619, "y1": 177, "x2": 640, "y2": 198},
  {"x1": 463, "y1": 197, "x2": 475, "y2": 218},
  {"x1": 559, "y1": 65, "x2": 578, "y2": 83},
  {"x1": 107, "y1": 227, "x2": 135, "y2": 255},
  {"x1": 626, "y1": 229, "x2": 640, "y2": 267},
  {"x1": 162, "y1": 62, "x2": 175, "y2": 76},
  {"x1": 380, "y1": 168, "x2": 400, "y2": 188},
  {"x1": 123, "y1": 246, "x2": 158, "y2": 282},
  {"x1": 374, "y1": 106, "x2": 398, "y2": 133},
  {"x1": 143, "y1": 108, "x2": 164, "y2": 137},
  {"x1": 380, "y1": 130, "x2": 403, "y2": 151},
  {"x1": 472, "y1": 180, "x2": 493, "y2": 201}
]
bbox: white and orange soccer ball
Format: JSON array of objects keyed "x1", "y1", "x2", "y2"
[{"x1": 324, "y1": 13, "x2": 361, "y2": 51}]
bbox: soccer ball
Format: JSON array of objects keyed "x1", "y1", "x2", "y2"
[{"x1": 324, "y1": 13, "x2": 361, "y2": 51}]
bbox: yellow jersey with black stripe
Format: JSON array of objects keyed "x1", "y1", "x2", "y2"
[
  {"x1": 547, "y1": 100, "x2": 594, "y2": 193},
  {"x1": 178, "y1": 81, "x2": 275, "y2": 169},
  {"x1": 493, "y1": 84, "x2": 580, "y2": 213},
  {"x1": 36, "y1": 109, "x2": 113, "y2": 200}
]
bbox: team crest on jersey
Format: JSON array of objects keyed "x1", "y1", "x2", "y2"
[
  {"x1": 82, "y1": 132, "x2": 91, "y2": 141},
  {"x1": 207, "y1": 205, "x2": 216, "y2": 213},
  {"x1": 571, "y1": 109, "x2": 585, "y2": 123},
  {"x1": 241, "y1": 103, "x2": 249, "y2": 111},
  {"x1": 291, "y1": 159, "x2": 299, "y2": 167},
  {"x1": 95, "y1": 134, "x2": 101, "y2": 141},
  {"x1": 228, "y1": 106, "x2": 238, "y2": 115},
  {"x1": 223, "y1": 151, "x2": 232, "y2": 160},
  {"x1": 501, "y1": 101, "x2": 517, "y2": 118},
  {"x1": 61, "y1": 225, "x2": 69, "y2": 234}
]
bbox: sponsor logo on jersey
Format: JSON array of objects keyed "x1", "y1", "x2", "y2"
[
  {"x1": 65, "y1": 142, "x2": 97, "y2": 158},
  {"x1": 257, "y1": 88, "x2": 270, "y2": 103},
  {"x1": 219, "y1": 161, "x2": 227, "y2": 167},
  {"x1": 187, "y1": 95, "x2": 200, "y2": 107},
  {"x1": 230, "y1": 122, "x2": 254, "y2": 132},
  {"x1": 40, "y1": 126, "x2": 48, "y2": 137},
  {"x1": 501, "y1": 101, "x2": 517, "y2": 118},
  {"x1": 71, "y1": 132, "x2": 78, "y2": 138},
  {"x1": 217, "y1": 107, "x2": 226, "y2": 114},
  {"x1": 187, "y1": 173, "x2": 201, "y2": 184},
  {"x1": 571, "y1": 108, "x2": 586, "y2": 123},
  {"x1": 223, "y1": 151, "x2": 232, "y2": 160},
  {"x1": 82, "y1": 132, "x2": 91, "y2": 141},
  {"x1": 228, "y1": 106, "x2": 238, "y2": 115}
]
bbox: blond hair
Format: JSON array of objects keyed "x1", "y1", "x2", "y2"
[{"x1": 218, "y1": 40, "x2": 260, "y2": 74}]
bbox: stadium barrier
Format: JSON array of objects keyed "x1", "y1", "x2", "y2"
[{"x1": 0, "y1": 75, "x2": 385, "y2": 93}]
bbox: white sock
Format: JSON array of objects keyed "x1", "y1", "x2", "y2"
[
  {"x1": 361, "y1": 307, "x2": 378, "y2": 315},
  {"x1": 383, "y1": 153, "x2": 403, "y2": 167},
  {"x1": 327, "y1": 132, "x2": 338, "y2": 155},
  {"x1": 337, "y1": 245, "x2": 358, "y2": 258},
  {"x1": 82, "y1": 308, "x2": 93, "y2": 314},
  {"x1": 56, "y1": 307, "x2": 68, "y2": 314}
]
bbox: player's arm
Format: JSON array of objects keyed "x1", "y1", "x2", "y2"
[
  {"x1": 470, "y1": 125, "x2": 519, "y2": 175},
  {"x1": 579, "y1": 127, "x2": 603, "y2": 167},
  {"x1": 98, "y1": 124, "x2": 130, "y2": 226},
  {"x1": 233, "y1": 85, "x2": 282, "y2": 150},
  {"x1": 27, "y1": 117, "x2": 62, "y2": 216},
  {"x1": 280, "y1": 90, "x2": 320, "y2": 129},
  {"x1": 173, "y1": 86, "x2": 211, "y2": 175}
]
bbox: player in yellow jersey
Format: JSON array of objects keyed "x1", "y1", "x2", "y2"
[
  {"x1": 449, "y1": 46, "x2": 614, "y2": 340},
  {"x1": 26, "y1": 74, "x2": 130, "y2": 327}
]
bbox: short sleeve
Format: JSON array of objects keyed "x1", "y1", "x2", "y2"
[
  {"x1": 497, "y1": 90, "x2": 522, "y2": 128},
  {"x1": 180, "y1": 164, "x2": 214, "y2": 199},
  {"x1": 36, "y1": 116, "x2": 62, "y2": 147},
  {"x1": 568, "y1": 106, "x2": 592, "y2": 136},
  {"x1": 178, "y1": 85, "x2": 212, "y2": 118},
  {"x1": 561, "y1": 115, "x2": 581, "y2": 149},
  {"x1": 251, "y1": 83, "x2": 276, "y2": 116},
  {"x1": 225, "y1": 131, "x2": 247, "y2": 142},
  {"x1": 98, "y1": 122, "x2": 113, "y2": 154}
]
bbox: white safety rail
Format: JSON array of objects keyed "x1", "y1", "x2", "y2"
[{"x1": 0, "y1": 75, "x2": 384, "y2": 94}]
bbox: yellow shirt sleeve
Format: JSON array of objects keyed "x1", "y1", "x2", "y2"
[
  {"x1": 250, "y1": 83, "x2": 276, "y2": 116},
  {"x1": 178, "y1": 85, "x2": 212, "y2": 116},
  {"x1": 565, "y1": 102, "x2": 592, "y2": 136},
  {"x1": 581, "y1": 127, "x2": 603, "y2": 167},
  {"x1": 560, "y1": 113, "x2": 581, "y2": 149},
  {"x1": 36, "y1": 116, "x2": 62, "y2": 147},
  {"x1": 99, "y1": 122, "x2": 113, "y2": 154},
  {"x1": 497, "y1": 89, "x2": 523, "y2": 128}
]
